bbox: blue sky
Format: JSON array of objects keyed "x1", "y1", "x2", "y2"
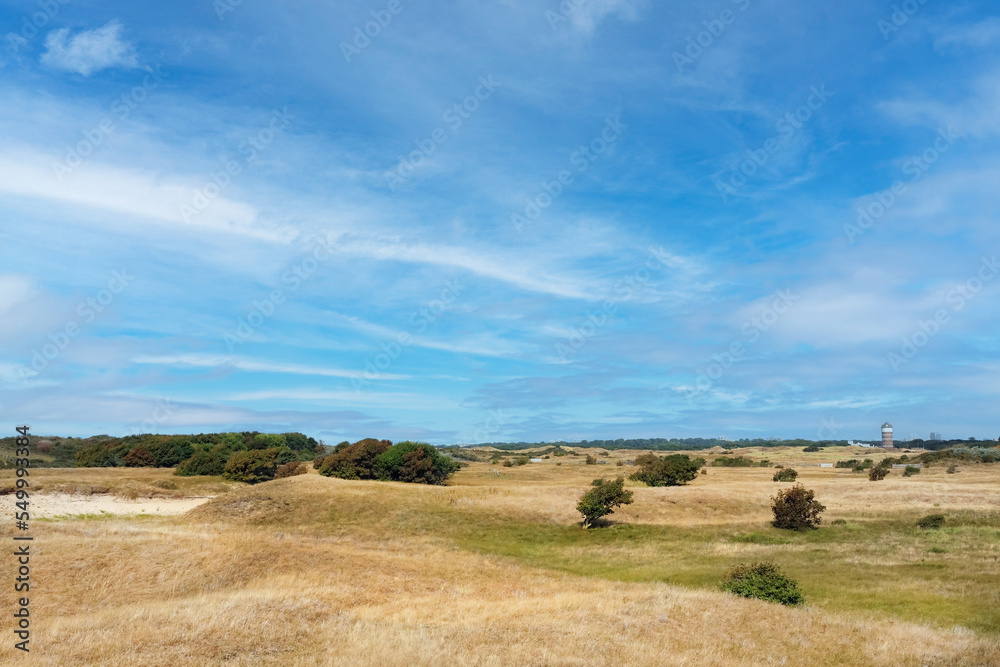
[{"x1": 1, "y1": 0, "x2": 998, "y2": 444}]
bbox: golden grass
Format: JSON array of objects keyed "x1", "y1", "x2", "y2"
[{"x1": 1, "y1": 449, "x2": 998, "y2": 665}]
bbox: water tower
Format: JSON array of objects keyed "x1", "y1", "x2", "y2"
[{"x1": 881, "y1": 422, "x2": 894, "y2": 449}]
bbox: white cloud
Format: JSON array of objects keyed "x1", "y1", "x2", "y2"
[
  {"x1": 132, "y1": 353, "x2": 411, "y2": 380},
  {"x1": 0, "y1": 150, "x2": 293, "y2": 243},
  {"x1": 0, "y1": 274, "x2": 35, "y2": 316},
  {"x1": 934, "y1": 18, "x2": 1000, "y2": 50},
  {"x1": 335, "y1": 237, "x2": 594, "y2": 299},
  {"x1": 565, "y1": 0, "x2": 643, "y2": 36},
  {"x1": 41, "y1": 21, "x2": 138, "y2": 76}
]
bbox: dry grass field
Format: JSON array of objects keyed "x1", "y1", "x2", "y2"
[{"x1": 2, "y1": 446, "x2": 998, "y2": 665}]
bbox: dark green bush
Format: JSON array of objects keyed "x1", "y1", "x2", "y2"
[
  {"x1": 902, "y1": 465, "x2": 921, "y2": 477},
  {"x1": 585, "y1": 455, "x2": 597, "y2": 465},
  {"x1": 629, "y1": 454, "x2": 704, "y2": 487},
  {"x1": 711, "y1": 456, "x2": 767, "y2": 468},
  {"x1": 318, "y1": 438, "x2": 392, "y2": 479},
  {"x1": 869, "y1": 466, "x2": 889, "y2": 481},
  {"x1": 772, "y1": 468, "x2": 798, "y2": 482},
  {"x1": 803, "y1": 445, "x2": 821, "y2": 452},
  {"x1": 917, "y1": 514, "x2": 945, "y2": 529},
  {"x1": 175, "y1": 451, "x2": 227, "y2": 477},
  {"x1": 371, "y1": 442, "x2": 459, "y2": 484},
  {"x1": 835, "y1": 459, "x2": 859, "y2": 469},
  {"x1": 831, "y1": 518, "x2": 847, "y2": 525},
  {"x1": 720, "y1": 562, "x2": 804, "y2": 605},
  {"x1": 577, "y1": 477, "x2": 633, "y2": 528},
  {"x1": 771, "y1": 484, "x2": 825, "y2": 531}
]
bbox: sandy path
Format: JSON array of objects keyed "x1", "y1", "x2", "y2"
[{"x1": 0, "y1": 493, "x2": 212, "y2": 518}]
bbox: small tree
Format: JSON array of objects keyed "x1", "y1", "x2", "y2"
[
  {"x1": 771, "y1": 484, "x2": 825, "y2": 531},
  {"x1": 585, "y1": 455, "x2": 597, "y2": 465},
  {"x1": 772, "y1": 468, "x2": 798, "y2": 482},
  {"x1": 577, "y1": 477, "x2": 633, "y2": 528}
]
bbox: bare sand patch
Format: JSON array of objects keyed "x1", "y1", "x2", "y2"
[{"x1": 1, "y1": 492, "x2": 212, "y2": 518}]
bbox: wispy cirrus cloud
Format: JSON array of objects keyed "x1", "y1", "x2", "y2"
[{"x1": 41, "y1": 21, "x2": 138, "y2": 76}]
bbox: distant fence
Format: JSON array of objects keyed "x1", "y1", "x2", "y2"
[{"x1": 892, "y1": 463, "x2": 923, "y2": 469}]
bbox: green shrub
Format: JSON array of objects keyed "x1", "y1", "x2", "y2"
[
  {"x1": 771, "y1": 484, "x2": 825, "y2": 531},
  {"x1": 147, "y1": 439, "x2": 194, "y2": 467},
  {"x1": 720, "y1": 562, "x2": 804, "y2": 605},
  {"x1": 629, "y1": 454, "x2": 704, "y2": 487},
  {"x1": 318, "y1": 438, "x2": 392, "y2": 479},
  {"x1": 372, "y1": 442, "x2": 460, "y2": 485},
  {"x1": 223, "y1": 447, "x2": 295, "y2": 484},
  {"x1": 711, "y1": 456, "x2": 760, "y2": 468},
  {"x1": 831, "y1": 518, "x2": 847, "y2": 525},
  {"x1": 803, "y1": 445, "x2": 821, "y2": 452},
  {"x1": 175, "y1": 451, "x2": 227, "y2": 477},
  {"x1": 577, "y1": 477, "x2": 633, "y2": 528},
  {"x1": 835, "y1": 459, "x2": 859, "y2": 469},
  {"x1": 917, "y1": 514, "x2": 945, "y2": 529},
  {"x1": 772, "y1": 468, "x2": 798, "y2": 482},
  {"x1": 869, "y1": 466, "x2": 889, "y2": 481},
  {"x1": 502, "y1": 459, "x2": 513, "y2": 468},
  {"x1": 946, "y1": 465, "x2": 958, "y2": 474},
  {"x1": 585, "y1": 455, "x2": 597, "y2": 465},
  {"x1": 74, "y1": 445, "x2": 117, "y2": 468},
  {"x1": 902, "y1": 465, "x2": 921, "y2": 477}
]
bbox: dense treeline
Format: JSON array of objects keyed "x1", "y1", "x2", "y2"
[
  {"x1": 473, "y1": 438, "x2": 856, "y2": 451},
  {"x1": 28, "y1": 432, "x2": 323, "y2": 482},
  {"x1": 464, "y1": 436, "x2": 998, "y2": 451}
]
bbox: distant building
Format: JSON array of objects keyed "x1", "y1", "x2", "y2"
[
  {"x1": 881, "y1": 422, "x2": 894, "y2": 449},
  {"x1": 929, "y1": 432, "x2": 941, "y2": 441},
  {"x1": 529, "y1": 458, "x2": 543, "y2": 463}
]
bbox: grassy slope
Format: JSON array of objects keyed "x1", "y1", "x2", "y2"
[{"x1": 1, "y1": 446, "x2": 998, "y2": 665}]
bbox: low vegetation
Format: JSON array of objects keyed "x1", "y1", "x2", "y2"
[
  {"x1": 720, "y1": 562, "x2": 804, "y2": 606},
  {"x1": 628, "y1": 453, "x2": 704, "y2": 486},
  {"x1": 772, "y1": 468, "x2": 798, "y2": 482}
]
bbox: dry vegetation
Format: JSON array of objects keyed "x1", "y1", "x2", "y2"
[{"x1": 1, "y1": 446, "x2": 998, "y2": 665}]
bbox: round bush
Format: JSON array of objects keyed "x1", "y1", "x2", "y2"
[
  {"x1": 772, "y1": 468, "x2": 798, "y2": 482},
  {"x1": 720, "y1": 562, "x2": 804, "y2": 605}
]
